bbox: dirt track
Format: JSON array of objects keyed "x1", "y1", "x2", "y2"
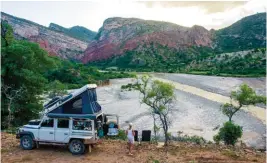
[{"x1": 1, "y1": 133, "x2": 266, "y2": 163}]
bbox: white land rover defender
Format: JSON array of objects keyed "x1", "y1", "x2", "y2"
[
  {"x1": 16, "y1": 84, "x2": 119, "y2": 154},
  {"x1": 16, "y1": 116, "x2": 97, "y2": 154}
]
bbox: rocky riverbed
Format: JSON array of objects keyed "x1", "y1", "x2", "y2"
[{"x1": 97, "y1": 74, "x2": 266, "y2": 150}]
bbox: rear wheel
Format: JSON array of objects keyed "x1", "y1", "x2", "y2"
[
  {"x1": 69, "y1": 139, "x2": 85, "y2": 155},
  {"x1": 20, "y1": 135, "x2": 34, "y2": 150}
]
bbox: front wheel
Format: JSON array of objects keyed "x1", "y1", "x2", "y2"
[
  {"x1": 20, "y1": 135, "x2": 34, "y2": 150},
  {"x1": 69, "y1": 139, "x2": 85, "y2": 155}
]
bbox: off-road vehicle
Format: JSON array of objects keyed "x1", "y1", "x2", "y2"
[{"x1": 16, "y1": 84, "x2": 119, "y2": 154}]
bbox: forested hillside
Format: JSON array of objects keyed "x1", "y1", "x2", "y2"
[
  {"x1": 88, "y1": 43, "x2": 266, "y2": 76},
  {"x1": 49, "y1": 23, "x2": 97, "y2": 43},
  {"x1": 215, "y1": 12, "x2": 266, "y2": 53}
]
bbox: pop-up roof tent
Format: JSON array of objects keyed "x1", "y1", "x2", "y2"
[{"x1": 45, "y1": 84, "x2": 103, "y2": 119}]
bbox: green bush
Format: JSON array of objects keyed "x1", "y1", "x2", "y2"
[
  {"x1": 172, "y1": 132, "x2": 206, "y2": 144},
  {"x1": 108, "y1": 129, "x2": 127, "y2": 140},
  {"x1": 213, "y1": 134, "x2": 220, "y2": 144},
  {"x1": 213, "y1": 122, "x2": 242, "y2": 145}
]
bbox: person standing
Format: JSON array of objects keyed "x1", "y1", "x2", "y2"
[{"x1": 126, "y1": 123, "x2": 135, "y2": 155}]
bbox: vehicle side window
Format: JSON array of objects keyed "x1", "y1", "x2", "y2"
[
  {"x1": 57, "y1": 119, "x2": 69, "y2": 128},
  {"x1": 41, "y1": 118, "x2": 54, "y2": 127},
  {"x1": 72, "y1": 119, "x2": 92, "y2": 131}
]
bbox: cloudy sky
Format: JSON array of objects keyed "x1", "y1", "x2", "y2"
[{"x1": 1, "y1": 0, "x2": 266, "y2": 32}]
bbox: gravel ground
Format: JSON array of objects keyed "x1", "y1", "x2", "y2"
[
  {"x1": 97, "y1": 77, "x2": 266, "y2": 150},
  {"x1": 154, "y1": 73, "x2": 266, "y2": 96}
]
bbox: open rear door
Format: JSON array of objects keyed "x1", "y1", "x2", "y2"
[{"x1": 104, "y1": 114, "x2": 119, "y2": 136}]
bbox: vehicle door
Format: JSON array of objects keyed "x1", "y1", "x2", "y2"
[
  {"x1": 55, "y1": 118, "x2": 70, "y2": 143},
  {"x1": 39, "y1": 117, "x2": 55, "y2": 141}
]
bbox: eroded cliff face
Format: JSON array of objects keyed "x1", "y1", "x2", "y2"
[
  {"x1": 1, "y1": 12, "x2": 88, "y2": 60},
  {"x1": 82, "y1": 17, "x2": 214, "y2": 63}
]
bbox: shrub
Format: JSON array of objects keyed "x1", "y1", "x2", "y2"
[
  {"x1": 213, "y1": 134, "x2": 220, "y2": 144},
  {"x1": 172, "y1": 132, "x2": 206, "y2": 144},
  {"x1": 221, "y1": 149, "x2": 240, "y2": 159},
  {"x1": 213, "y1": 122, "x2": 242, "y2": 145},
  {"x1": 121, "y1": 83, "x2": 140, "y2": 91},
  {"x1": 108, "y1": 129, "x2": 127, "y2": 140}
]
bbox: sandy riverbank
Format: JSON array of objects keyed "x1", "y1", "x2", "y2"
[
  {"x1": 152, "y1": 76, "x2": 266, "y2": 124},
  {"x1": 97, "y1": 75, "x2": 266, "y2": 150}
]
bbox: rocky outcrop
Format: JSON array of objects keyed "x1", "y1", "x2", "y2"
[
  {"x1": 1, "y1": 12, "x2": 88, "y2": 60},
  {"x1": 82, "y1": 18, "x2": 214, "y2": 63}
]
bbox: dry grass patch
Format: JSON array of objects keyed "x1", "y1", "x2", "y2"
[
  {"x1": 221, "y1": 149, "x2": 240, "y2": 159},
  {"x1": 21, "y1": 155, "x2": 33, "y2": 162}
]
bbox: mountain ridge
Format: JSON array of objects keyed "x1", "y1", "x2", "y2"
[
  {"x1": 1, "y1": 12, "x2": 89, "y2": 60},
  {"x1": 48, "y1": 23, "x2": 96, "y2": 43},
  {"x1": 83, "y1": 12, "x2": 266, "y2": 63},
  {"x1": 1, "y1": 11, "x2": 266, "y2": 70}
]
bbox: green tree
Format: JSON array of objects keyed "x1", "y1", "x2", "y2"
[
  {"x1": 135, "y1": 75, "x2": 175, "y2": 145},
  {"x1": 1, "y1": 85, "x2": 25, "y2": 128},
  {"x1": 47, "y1": 80, "x2": 68, "y2": 98},
  {"x1": 1, "y1": 21, "x2": 14, "y2": 46},
  {"x1": 1, "y1": 22, "x2": 56, "y2": 128},
  {"x1": 221, "y1": 84, "x2": 266, "y2": 122}
]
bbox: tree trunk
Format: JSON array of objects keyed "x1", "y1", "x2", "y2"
[
  {"x1": 229, "y1": 106, "x2": 242, "y2": 122},
  {"x1": 152, "y1": 114, "x2": 157, "y2": 142},
  {"x1": 163, "y1": 115, "x2": 169, "y2": 146},
  {"x1": 7, "y1": 99, "x2": 12, "y2": 129},
  {"x1": 164, "y1": 130, "x2": 168, "y2": 146},
  {"x1": 229, "y1": 114, "x2": 233, "y2": 122},
  {"x1": 159, "y1": 114, "x2": 169, "y2": 146}
]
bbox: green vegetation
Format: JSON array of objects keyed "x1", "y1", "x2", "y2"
[
  {"x1": 47, "y1": 80, "x2": 68, "y2": 98},
  {"x1": 45, "y1": 58, "x2": 135, "y2": 90},
  {"x1": 172, "y1": 132, "x2": 206, "y2": 145},
  {"x1": 1, "y1": 22, "x2": 134, "y2": 129},
  {"x1": 133, "y1": 75, "x2": 175, "y2": 146},
  {"x1": 88, "y1": 43, "x2": 266, "y2": 77},
  {"x1": 1, "y1": 22, "x2": 56, "y2": 128},
  {"x1": 213, "y1": 122, "x2": 242, "y2": 146},
  {"x1": 221, "y1": 84, "x2": 266, "y2": 122},
  {"x1": 214, "y1": 84, "x2": 266, "y2": 146},
  {"x1": 215, "y1": 12, "x2": 266, "y2": 53},
  {"x1": 49, "y1": 23, "x2": 97, "y2": 42},
  {"x1": 89, "y1": 13, "x2": 267, "y2": 77},
  {"x1": 189, "y1": 48, "x2": 266, "y2": 77},
  {"x1": 107, "y1": 129, "x2": 127, "y2": 140}
]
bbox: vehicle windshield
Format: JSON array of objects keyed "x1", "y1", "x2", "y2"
[
  {"x1": 72, "y1": 119, "x2": 92, "y2": 131},
  {"x1": 28, "y1": 119, "x2": 41, "y2": 125}
]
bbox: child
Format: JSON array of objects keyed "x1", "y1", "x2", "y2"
[{"x1": 126, "y1": 123, "x2": 135, "y2": 155}]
